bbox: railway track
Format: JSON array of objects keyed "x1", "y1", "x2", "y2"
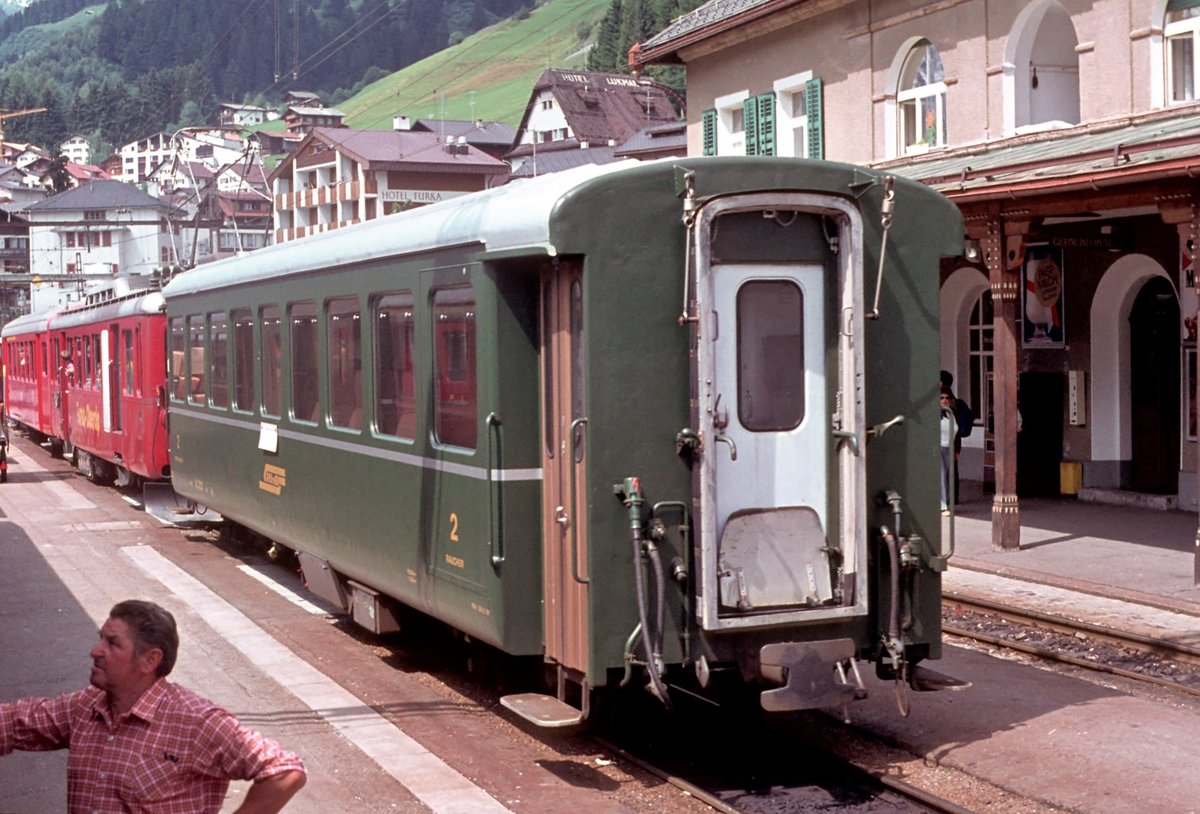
[
  {"x1": 588, "y1": 689, "x2": 977, "y2": 814},
  {"x1": 595, "y1": 731, "x2": 974, "y2": 814},
  {"x1": 943, "y1": 593, "x2": 1200, "y2": 698}
]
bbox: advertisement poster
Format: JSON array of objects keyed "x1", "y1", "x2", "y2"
[{"x1": 1023, "y1": 245, "x2": 1065, "y2": 347}]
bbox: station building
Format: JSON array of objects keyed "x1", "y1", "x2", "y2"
[{"x1": 635, "y1": 0, "x2": 1200, "y2": 545}]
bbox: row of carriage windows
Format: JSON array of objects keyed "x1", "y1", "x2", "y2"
[
  {"x1": 169, "y1": 286, "x2": 478, "y2": 450},
  {"x1": 8, "y1": 331, "x2": 141, "y2": 396}
]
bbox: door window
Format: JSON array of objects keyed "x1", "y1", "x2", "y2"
[{"x1": 736, "y1": 280, "x2": 804, "y2": 431}]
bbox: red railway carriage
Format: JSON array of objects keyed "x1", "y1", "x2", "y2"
[
  {"x1": 2, "y1": 309, "x2": 60, "y2": 445},
  {"x1": 51, "y1": 290, "x2": 171, "y2": 484}
]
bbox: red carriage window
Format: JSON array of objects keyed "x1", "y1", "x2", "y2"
[
  {"x1": 84, "y1": 336, "x2": 95, "y2": 391},
  {"x1": 260, "y1": 306, "x2": 281, "y2": 418},
  {"x1": 122, "y1": 330, "x2": 134, "y2": 395},
  {"x1": 72, "y1": 337, "x2": 83, "y2": 386},
  {"x1": 92, "y1": 334, "x2": 102, "y2": 391},
  {"x1": 209, "y1": 312, "x2": 228, "y2": 408},
  {"x1": 290, "y1": 301, "x2": 318, "y2": 423},
  {"x1": 326, "y1": 298, "x2": 361, "y2": 430},
  {"x1": 373, "y1": 292, "x2": 415, "y2": 439},
  {"x1": 232, "y1": 310, "x2": 254, "y2": 412},
  {"x1": 432, "y1": 286, "x2": 476, "y2": 450}
]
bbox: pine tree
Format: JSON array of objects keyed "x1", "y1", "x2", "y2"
[{"x1": 588, "y1": 0, "x2": 623, "y2": 72}]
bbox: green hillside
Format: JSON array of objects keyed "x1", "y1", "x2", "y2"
[{"x1": 342, "y1": 0, "x2": 611, "y2": 129}]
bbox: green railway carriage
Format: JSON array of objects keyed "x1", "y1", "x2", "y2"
[{"x1": 161, "y1": 157, "x2": 964, "y2": 722}]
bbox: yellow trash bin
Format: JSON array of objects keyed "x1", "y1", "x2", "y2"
[{"x1": 1060, "y1": 461, "x2": 1082, "y2": 495}]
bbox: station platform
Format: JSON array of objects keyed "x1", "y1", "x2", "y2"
[
  {"x1": 944, "y1": 480, "x2": 1200, "y2": 627},
  {"x1": 858, "y1": 481, "x2": 1200, "y2": 814}
]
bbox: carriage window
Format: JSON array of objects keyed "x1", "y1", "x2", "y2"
[
  {"x1": 232, "y1": 309, "x2": 255, "y2": 412},
  {"x1": 188, "y1": 316, "x2": 206, "y2": 404},
  {"x1": 327, "y1": 298, "x2": 361, "y2": 430},
  {"x1": 433, "y1": 286, "x2": 477, "y2": 449},
  {"x1": 737, "y1": 280, "x2": 804, "y2": 431},
  {"x1": 209, "y1": 312, "x2": 228, "y2": 408},
  {"x1": 374, "y1": 292, "x2": 415, "y2": 439},
  {"x1": 93, "y1": 334, "x2": 102, "y2": 390},
  {"x1": 169, "y1": 319, "x2": 186, "y2": 401},
  {"x1": 123, "y1": 330, "x2": 135, "y2": 395},
  {"x1": 261, "y1": 305, "x2": 281, "y2": 418},
  {"x1": 290, "y1": 301, "x2": 318, "y2": 423},
  {"x1": 84, "y1": 334, "x2": 93, "y2": 387}
]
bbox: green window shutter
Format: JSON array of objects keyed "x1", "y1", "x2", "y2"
[
  {"x1": 805, "y1": 77, "x2": 824, "y2": 160},
  {"x1": 742, "y1": 93, "x2": 776, "y2": 156},
  {"x1": 742, "y1": 97, "x2": 758, "y2": 156},
  {"x1": 701, "y1": 109, "x2": 717, "y2": 156},
  {"x1": 756, "y1": 92, "x2": 776, "y2": 156}
]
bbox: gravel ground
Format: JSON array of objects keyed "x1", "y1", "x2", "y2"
[{"x1": 942, "y1": 604, "x2": 1200, "y2": 695}]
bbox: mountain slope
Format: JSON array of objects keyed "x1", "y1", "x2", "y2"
[{"x1": 342, "y1": 0, "x2": 610, "y2": 129}]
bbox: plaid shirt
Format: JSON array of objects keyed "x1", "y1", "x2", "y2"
[{"x1": 0, "y1": 679, "x2": 305, "y2": 813}]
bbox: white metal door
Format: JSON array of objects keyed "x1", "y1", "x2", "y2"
[{"x1": 709, "y1": 264, "x2": 827, "y2": 540}]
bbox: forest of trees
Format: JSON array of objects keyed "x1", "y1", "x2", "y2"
[
  {"x1": 0, "y1": 0, "x2": 530, "y2": 158},
  {"x1": 585, "y1": 0, "x2": 704, "y2": 98}
]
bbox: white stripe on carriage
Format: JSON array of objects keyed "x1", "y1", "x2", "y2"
[{"x1": 172, "y1": 407, "x2": 543, "y2": 482}]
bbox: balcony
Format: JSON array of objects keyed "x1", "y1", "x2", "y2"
[
  {"x1": 274, "y1": 216, "x2": 363, "y2": 245},
  {"x1": 275, "y1": 179, "x2": 378, "y2": 213}
]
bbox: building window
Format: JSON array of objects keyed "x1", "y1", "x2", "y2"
[
  {"x1": 773, "y1": 73, "x2": 824, "y2": 159},
  {"x1": 1166, "y1": 2, "x2": 1200, "y2": 103},
  {"x1": 713, "y1": 90, "x2": 749, "y2": 156},
  {"x1": 898, "y1": 40, "x2": 947, "y2": 154},
  {"x1": 968, "y1": 290, "x2": 993, "y2": 436}
]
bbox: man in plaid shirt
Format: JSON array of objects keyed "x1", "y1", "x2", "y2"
[{"x1": 0, "y1": 599, "x2": 306, "y2": 813}]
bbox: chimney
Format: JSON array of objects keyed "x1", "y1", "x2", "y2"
[{"x1": 393, "y1": 115, "x2": 412, "y2": 131}]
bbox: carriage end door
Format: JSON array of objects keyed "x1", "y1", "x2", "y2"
[{"x1": 540, "y1": 262, "x2": 589, "y2": 678}]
